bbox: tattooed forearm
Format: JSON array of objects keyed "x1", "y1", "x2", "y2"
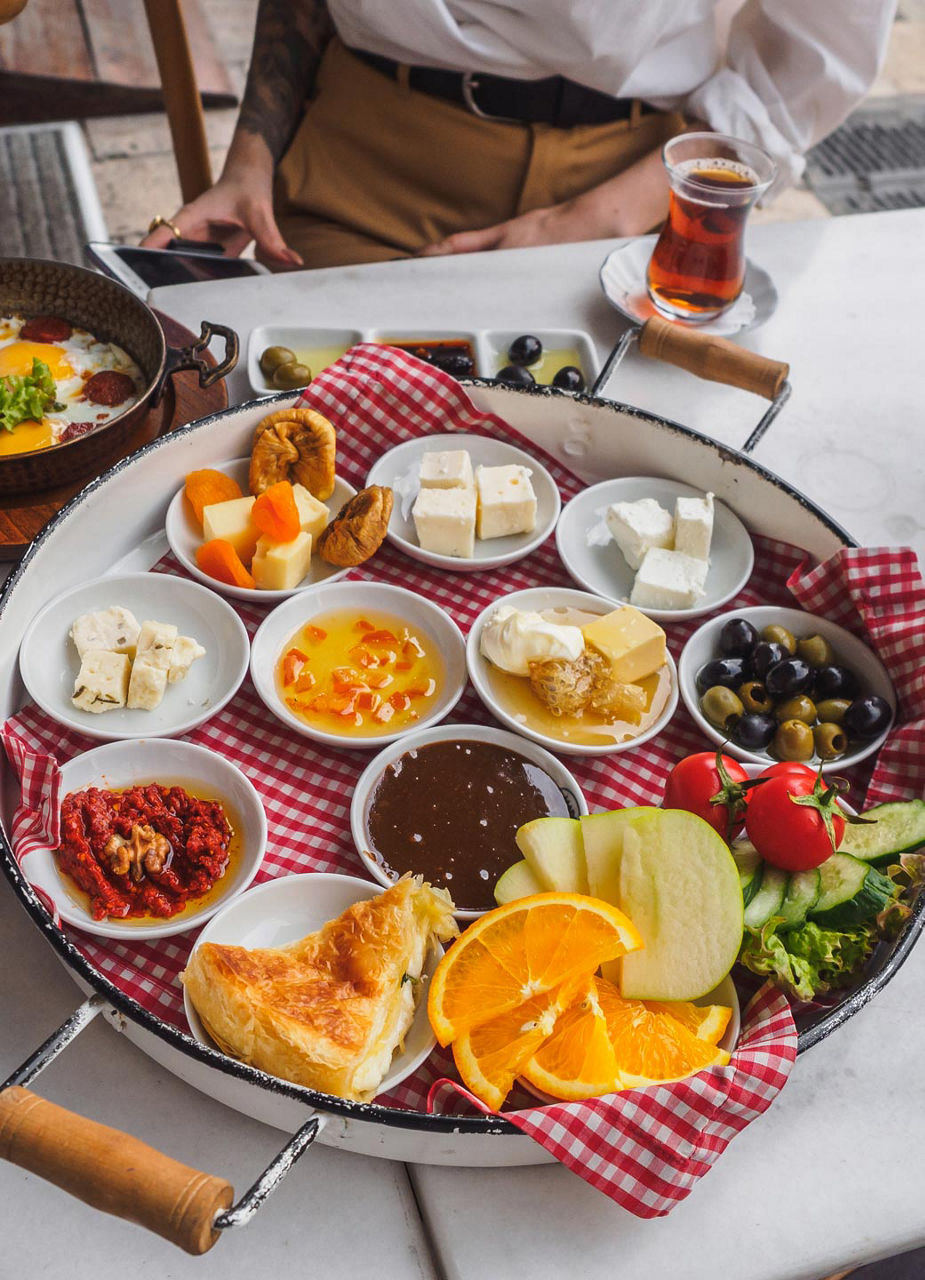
[{"x1": 237, "y1": 0, "x2": 335, "y2": 161}]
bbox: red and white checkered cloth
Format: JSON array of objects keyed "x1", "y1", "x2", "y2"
[{"x1": 3, "y1": 344, "x2": 921, "y2": 1215}]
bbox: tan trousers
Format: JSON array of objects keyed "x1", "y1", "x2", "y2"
[{"x1": 273, "y1": 40, "x2": 683, "y2": 270}]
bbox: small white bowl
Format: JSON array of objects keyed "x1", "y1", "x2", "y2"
[
  {"x1": 18, "y1": 571, "x2": 249, "y2": 742},
  {"x1": 467, "y1": 587, "x2": 678, "y2": 757},
  {"x1": 249, "y1": 580, "x2": 467, "y2": 749},
  {"x1": 365, "y1": 432, "x2": 560, "y2": 573},
  {"x1": 164, "y1": 457, "x2": 357, "y2": 603},
  {"x1": 28, "y1": 739, "x2": 267, "y2": 940},
  {"x1": 556, "y1": 477, "x2": 754, "y2": 621},
  {"x1": 349, "y1": 723, "x2": 589, "y2": 920},
  {"x1": 183, "y1": 872, "x2": 441, "y2": 1098},
  {"x1": 247, "y1": 326, "x2": 362, "y2": 396},
  {"x1": 679, "y1": 606, "x2": 896, "y2": 771}
]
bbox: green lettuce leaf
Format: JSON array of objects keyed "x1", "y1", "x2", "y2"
[
  {"x1": 739, "y1": 919, "x2": 877, "y2": 1002},
  {"x1": 0, "y1": 358, "x2": 59, "y2": 433}
]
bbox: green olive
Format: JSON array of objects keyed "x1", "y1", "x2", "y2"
[
  {"x1": 814, "y1": 721, "x2": 848, "y2": 761},
  {"x1": 761, "y1": 624, "x2": 797, "y2": 654},
  {"x1": 773, "y1": 694, "x2": 817, "y2": 724},
  {"x1": 816, "y1": 698, "x2": 851, "y2": 725},
  {"x1": 772, "y1": 718, "x2": 815, "y2": 761},
  {"x1": 272, "y1": 360, "x2": 312, "y2": 390},
  {"x1": 259, "y1": 345, "x2": 296, "y2": 378},
  {"x1": 738, "y1": 680, "x2": 774, "y2": 714},
  {"x1": 797, "y1": 633, "x2": 835, "y2": 668},
  {"x1": 700, "y1": 685, "x2": 744, "y2": 731}
]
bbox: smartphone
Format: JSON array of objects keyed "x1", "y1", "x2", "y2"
[{"x1": 86, "y1": 242, "x2": 270, "y2": 298}]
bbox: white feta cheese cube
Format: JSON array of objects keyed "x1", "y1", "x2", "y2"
[
  {"x1": 475, "y1": 464, "x2": 536, "y2": 540},
  {"x1": 630, "y1": 548, "x2": 709, "y2": 611},
  {"x1": 71, "y1": 650, "x2": 130, "y2": 713},
  {"x1": 136, "y1": 621, "x2": 178, "y2": 670},
  {"x1": 127, "y1": 656, "x2": 168, "y2": 710},
  {"x1": 605, "y1": 499, "x2": 674, "y2": 571},
  {"x1": 70, "y1": 607, "x2": 140, "y2": 659},
  {"x1": 292, "y1": 484, "x2": 329, "y2": 541},
  {"x1": 674, "y1": 492, "x2": 714, "y2": 561},
  {"x1": 202, "y1": 495, "x2": 258, "y2": 562},
  {"x1": 168, "y1": 635, "x2": 207, "y2": 684},
  {"x1": 412, "y1": 487, "x2": 477, "y2": 557},
  {"x1": 419, "y1": 449, "x2": 474, "y2": 490},
  {"x1": 251, "y1": 531, "x2": 314, "y2": 591}
]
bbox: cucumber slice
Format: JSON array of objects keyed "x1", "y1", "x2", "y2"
[
  {"x1": 743, "y1": 866, "x2": 788, "y2": 929},
  {"x1": 777, "y1": 868, "x2": 821, "y2": 930},
  {"x1": 838, "y1": 800, "x2": 925, "y2": 864},
  {"x1": 732, "y1": 841, "x2": 762, "y2": 908},
  {"x1": 810, "y1": 853, "x2": 896, "y2": 928}
]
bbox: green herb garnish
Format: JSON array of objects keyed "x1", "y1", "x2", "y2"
[{"x1": 0, "y1": 358, "x2": 60, "y2": 433}]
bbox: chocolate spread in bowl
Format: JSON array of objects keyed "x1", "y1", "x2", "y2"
[{"x1": 363, "y1": 739, "x2": 570, "y2": 911}]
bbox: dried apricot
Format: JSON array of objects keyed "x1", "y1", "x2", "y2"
[
  {"x1": 196, "y1": 538, "x2": 256, "y2": 589},
  {"x1": 185, "y1": 469, "x2": 243, "y2": 524},
  {"x1": 253, "y1": 480, "x2": 300, "y2": 542}
]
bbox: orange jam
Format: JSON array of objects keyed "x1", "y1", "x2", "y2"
[{"x1": 277, "y1": 609, "x2": 444, "y2": 737}]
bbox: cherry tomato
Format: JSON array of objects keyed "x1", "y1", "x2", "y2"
[
  {"x1": 758, "y1": 761, "x2": 816, "y2": 783},
  {"x1": 744, "y1": 772, "x2": 845, "y2": 871},
  {"x1": 664, "y1": 751, "x2": 752, "y2": 841}
]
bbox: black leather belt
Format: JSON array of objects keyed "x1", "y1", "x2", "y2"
[{"x1": 348, "y1": 47, "x2": 656, "y2": 128}]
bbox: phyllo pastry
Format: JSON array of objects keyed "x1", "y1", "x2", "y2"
[{"x1": 181, "y1": 877, "x2": 457, "y2": 1101}]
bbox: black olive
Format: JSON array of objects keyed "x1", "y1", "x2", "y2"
[
  {"x1": 695, "y1": 657, "x2": 748, "y2": 695},
  {"x1": 508, "y1": 334, "x2": 542, "y2": 366},
  {"x1": 496, "y1": 364, "x2": 535, "y2": 387},
  {"x1": 842, "y1": 695, "x2": 892, "y2": 740},
  {"x1": 552, "y1": 365, "x2": 585, "y2": 392},
  {"x1": 732, "y1": 713, "x2": 777, "y2": 751},
  {"x1": 719, "y1": 617, "x2": 759, "y2": 658},
  {"x1": 812, "y1": 665, "x2": 859, "y2": 702},
  {"x1": 430, "y1": 350, "x2": 474, "y2": 377},
  {"x1": 751, "y1": 641, "x2": 787, "y2": 680},
  {"x1": 765, "y1": 657, "x2": 813, "y2": 699}
]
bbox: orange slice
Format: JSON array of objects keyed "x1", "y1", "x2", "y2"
[
  {"x1": 517, "y1": 976, "x2": 622, "y2": 1101},
  {"x1": 643, "y1": 1000, "x2": 732, "y2": 1046},
  {"x1": 427, "y1": 893, "x2": 642, "y2": 1048}
]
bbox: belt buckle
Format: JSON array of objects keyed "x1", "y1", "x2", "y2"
[{"x1": 461, "y1": 72, "x2": 520, "y2": 125}]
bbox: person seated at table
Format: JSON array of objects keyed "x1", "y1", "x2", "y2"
[{"x1": 143, "y1": 0, "x2": 896, "y2": 271}]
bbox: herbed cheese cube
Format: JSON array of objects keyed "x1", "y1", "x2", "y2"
[
  {"x1": 419, "y1": 449, "x2": 474, "y2": 490},
  {"x1": 72, "y1": 650, "x2": 130, "y2": 713},
  {"x1": 581, "y1": 606, "x2": 667, "y2": 683},
  {"x1": 412, "y1": 486, "x2": 477, "y2": 558},
  {"x1": 630, "y1": 548, "x2": 709, "y2": 611},
  {"x1": 126, "y1": 656, "x2": 168, "y2": 710},
  {"x1": 605, "y1": 499, "x2": 673, "y2": 571},
  {"x1": 202, "y1": 495, "x2": 258, "y2": 562},
  {"x1": 168, "y1": 635, "x2": 207, "y2": 684},
  {"x1": 136, "y1": 621, "x2": 178, "y2": 671},
  {"x1": 673, "y1": 492, "x2": 714, "y2": 562},
  {"x1": 475, "y1": 464, "x2": 536, "y2": 540},
  {"x1": 70, "y1": 607, "x2": 140, "y2": 659},
  {"x1": 252, "y1": 531, "x2": 314, "y2": 591},
  {"x1": 292, "y1": 484, "x2": 329, "y2": 542}
]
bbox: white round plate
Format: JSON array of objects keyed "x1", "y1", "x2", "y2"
[
  {"x1": 250, "y1": 580, "x2": 467, "y2": 749},
  {"x1": 600, "y1": 237, "x2": 777, "y2": 336},
  {"x1": 679, "y1": 605, "x2": 896, "y2": 772},
  {"x1": 467, "y1": 586, "x2": 678, "y2": 757},
  {"x1": 183, "y1": 872, "x2": 441, "y2": 1098},
  {"x1": 365, "y1": 433, "x2": 560, "y2": 572},
  {"x1": 556, "y1": 477, "x2": 754, "y2": 622},
  {"x1": 165, "y1": 457, "x2": 357, "y2": 602},
  {"x1": 27, "y1": 738, "x2": 267, "y2": 940},
  {"x1": 349, "y1": 722, "x2": 589, "y2": 920},
  {"x1": 18, "y1": 571, "x2": 250, "y2": 742}
]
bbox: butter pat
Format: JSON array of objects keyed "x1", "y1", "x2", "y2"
[
  {"x1": 674, "y1": 492, "x2": 714, "y2": 561},
  {"x1": 70, "y1": 607, "x2": 140, "y2": 659},
  {"x1": 252, "y1": 531, "x2": 314, "y2": 590},
  {"x1": 168, "y1": 635, "x2": 207, "y2": 684},
  {"x1": 127, "y1": 656, "x2": 168, "y2": 710},
  {"x1": 606, "y1": 499, "x2": 673, "y2": 571},
  {"x1": 136, "y1": 621, "x2": 178, "y2": 671},
  {"x1": 480, "y1": 605, "x2": 585, "y2": 676},
  {"x1": 202, "y1": 495, "x2": 258, "y2": 562},
  {"x1": 475, "y1": 464, "x2": 536, "y2": 540},
  {"x1": 630, "y1": 548, "x2": 708, "y2": 611},
  {"x1": 292, "y1": 484, "x2": 329, "y2": 542},
  {"x1": 412, "y1": 487, "x2": 477, "y2": 558},
  {"x1": 419, "y1": 449, "x2": 474, "y2": 490},
  {"x1": 72, "y1": 650, "x2": 130, "y2": 713},
  {"x1": 581, "y1": 606, "x2": 667, "y2": 682}
]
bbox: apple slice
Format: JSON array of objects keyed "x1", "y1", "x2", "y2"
[
  {"x1": 618, "y1": 809, "x2": 743, "y2": 1001},
  {"x1": 580, "y1": 808, "x2": 657, "y2": 982},
  {"x1": 515, "y1": 817, "x2": 587, "y2": 894},
  {"x1": 494, "y1": 859, "x2": 543, "y2": 906}
]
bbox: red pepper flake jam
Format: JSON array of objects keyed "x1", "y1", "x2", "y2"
[{"x1": 57, "y1": 784, "x2": 232, "y2": 921}]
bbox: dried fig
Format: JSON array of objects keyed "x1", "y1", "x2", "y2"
[
  {"x1": 317, "y1": 486, "x2": 394, "y2": 567},
  {"x1": 250, "y1": 407, "x2": 336, "y2": 500}
]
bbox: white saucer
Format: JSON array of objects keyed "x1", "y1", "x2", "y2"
[{"x1": 600, "y1": 237, "x2": 777, "y2": 336}]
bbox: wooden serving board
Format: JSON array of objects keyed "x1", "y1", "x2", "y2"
[{"x1": 0, "y1": 312, "x2": 229, "y2": 562}]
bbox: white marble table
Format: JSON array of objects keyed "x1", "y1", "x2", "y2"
[{"x1": 3, "y1": 210, "x2": 924, "y2": 1278}]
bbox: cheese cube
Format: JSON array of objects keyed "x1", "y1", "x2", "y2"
[
  {"x1": 605, "y1": 499, "x2": 673, "y2": 571},
  {"x1": 251, "y1": 531, "x2": 314, "y2": 591},
  {"x1": 292, "y1": 484, "x2": 329, "y2": 542},
  {"x1": 136, "y1": 621, "x2": 178, "y2": 671},
  {"x1": 168, "y1": 635, "x2": 207, "y2": 684},
  {"x1": 630, "y1": 548, "x2": 708, "y2": 611},
  {"x1": 419, "y1": 449, "x2": 474, "y2": 490},
  {"x1": 72, "y1": 650, "x2": 130, "y2": 713},
  {"x1": 412, "y1": 487, "x2": 476, "y2": 558},
  {"x1": 581, "y1": 606, "x2": 667, "y2": 683},
  {"x1": 475, "y1": 465, "x2": 536, "y2": 540},
  {"x1": 674, "y1": 492, "x2": 714, "y2": 561},
  {"x1": 202, "y1": 495, "x2": 258, "y2": 563},
  {"x1": 70, "y1": 607, "x2": 140, "y2": 659},
  {"x1": 126, "y1": 656, "x2": 168, "y2": 710}
]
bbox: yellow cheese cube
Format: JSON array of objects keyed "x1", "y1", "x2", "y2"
[
  {"x1": 252, "y1": 531, "x2": 314, "y2": 591},
  {"x1": 202, "y1": 495, "x2": 258, "y2": 562},
  {"x1": 581, "y1": 606, "x2": 667, "y2": 683},
  {"x1": 292, "y1": 484, "x2": 330, "y2": 541}
]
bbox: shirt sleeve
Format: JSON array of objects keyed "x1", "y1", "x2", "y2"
[{"x1": 681, "y1": 0, "x2": 897, "y2": 189}]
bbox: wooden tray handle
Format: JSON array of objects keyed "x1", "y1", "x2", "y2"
[
  {"x1": 0, "y1": 1086, "x2": 233, "y2": 1255},
  {"x1": 638, "y1": 315, "x2": 789, "y2": 400}
]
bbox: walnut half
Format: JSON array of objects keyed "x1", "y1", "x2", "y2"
[
  {"x1": 104, "y1": 823, "x2": 171, "y2": 882},
  {"x1": 317, "y1": 485, "x2": 393, "y2": 567}
]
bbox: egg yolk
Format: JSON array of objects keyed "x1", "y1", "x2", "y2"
[{"x1": 0, "y1": 341, "x2": 74, "y2": 380}]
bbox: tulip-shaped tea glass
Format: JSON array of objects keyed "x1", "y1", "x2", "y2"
[{"x1": 646, "y1": 133, "x2": 776, "y2": 323}]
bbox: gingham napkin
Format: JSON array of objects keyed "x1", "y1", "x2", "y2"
[{"x1": 4, "y1": 344, "x2": 921, "y2": 1216}]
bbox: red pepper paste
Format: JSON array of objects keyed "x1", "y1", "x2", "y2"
[{"x1": 57, "y1": 784, "x2": 232, "y2": 921}]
